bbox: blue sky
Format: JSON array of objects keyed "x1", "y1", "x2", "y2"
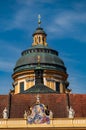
[{"x1": 0, "y1": 0, "x2": 86, "y2": 94}]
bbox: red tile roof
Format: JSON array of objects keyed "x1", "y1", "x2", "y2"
[
  {"x1": 69, "y1": 94, "x2": 86, "y2": 117},
  {"x1": 10, "y1": 94, "x2": 67, "y2": 118},
  {"x1": 0, "y1": 95, "x2": 9, "y2": 118},
  {"x1": 0, "y1": 94, "x2": 86, "y2": 118}
]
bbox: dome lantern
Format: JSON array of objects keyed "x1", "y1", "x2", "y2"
[{"x1": 32, "y1": 15, "x2": 47, "y2": 46}]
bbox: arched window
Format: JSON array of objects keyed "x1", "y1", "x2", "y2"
[{"x1": 39, "y1": 36, "x2": 41, "y2": 43}]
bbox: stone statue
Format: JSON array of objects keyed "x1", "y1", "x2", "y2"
[
  {"x1": 49, "y1": 110, "x2": 53, "y2": 119},
  {"x1": 24, "y1": 110, "x2": 28, "y2": 119},
  {"x1": 3, "y1": 107, "x2": 8, "y2": 119},
  {"x1": 67, "y1": 106, "x2": 75, "y2": 118}
]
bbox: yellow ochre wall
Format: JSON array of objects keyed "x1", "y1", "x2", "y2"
[
  {"x1": 13, "y1": 70, "x2": 68, "y2": 94},
  {"x1": 0, "y1": 118, "x2": 86, "y2": 129}
]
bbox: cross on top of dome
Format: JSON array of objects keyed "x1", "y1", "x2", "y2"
[{"x1": 38, "y1": 14, "x2": 41, "y2": 27}]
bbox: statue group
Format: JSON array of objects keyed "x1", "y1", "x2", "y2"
[
  {"x1": 24, "y1": 104, "x2": 53, "y2": 124},
  {"x1": 24, "y1": 95, "x2": 53, "y2": 124}
]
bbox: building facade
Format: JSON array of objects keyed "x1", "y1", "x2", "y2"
[{"x1": 0, "y1": 16, "x2": 86, "y2": 129}]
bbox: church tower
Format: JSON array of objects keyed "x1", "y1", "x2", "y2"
[{"x1": 12, "y1": 15, "x2": 70, "y2": 94}]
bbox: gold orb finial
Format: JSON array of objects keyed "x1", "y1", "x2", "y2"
[{"x1": 37, "y1": 55, "x2": 40, "y2": 64}]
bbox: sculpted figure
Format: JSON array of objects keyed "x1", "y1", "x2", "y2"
[
  {"x1": 3, "y1": 107, "x2": 8, "y2": 119},
  {"x1": 68, "y1": 106, "x2": 75, "y2": 118},
  {"x1": 49, "y1": 110, "x2": 53, "y2": 119},
  {"x1": 24, "y1": 110, "x2": 28, "y2": 119}
]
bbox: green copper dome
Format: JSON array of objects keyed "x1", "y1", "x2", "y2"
[
  {"x1": 12, "y1": 17, "x2": 70, "y2": 94},
  {"x1": 13, "y1": 45, "x2": 66, "y2": 73}
]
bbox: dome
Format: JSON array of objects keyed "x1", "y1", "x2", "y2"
[
  {"x1": 13, "y1": 45, "x2": 66, "y2": 73},
  {"x1": 12, "y1": 17, "x2": 69, "y2": 95},
  {"x1": 32, "y1": 27, "x2": 47, "y2": 36}
]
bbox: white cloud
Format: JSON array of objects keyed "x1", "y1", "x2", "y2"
[
  {"x1": 68, "y1": 72, "x2": 86, "y2": 94},
  {"x1": 0, "y1": 75, "x2": 13, "y2": 94},
  {"x1": 16, "y1": 0, "x2": 55, "y2": 5},
  {"x1": 0, "y1": 1, "x2": 35, "y2": 31},
  {"x1": 60, "y1": 52, "x2": 80, "y2": 64},
  {"x1": 59, "y1": 51, "x2": 86, "y2": 94},
  {"x1": 0, "y1": 0, "x2": 55, "y2": 32},
  {"x1": 47, "y1": 9, "x2": 86, "y2": 42},
  {"x1": 0, "y1": 40, "x2": 21, "y2": 54},
  {"x1": 0, "y1": 40, "x2": 21, "y2": 72},
  {"x1": 0, "y1": 60, "x2": 14, "y2": 72},
  {"x1": 1, "y1": 0, "x2": 86, "y2": 42},
  {"x1": 4, "y1": 8, "x2": 30, "y2": 31}
]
